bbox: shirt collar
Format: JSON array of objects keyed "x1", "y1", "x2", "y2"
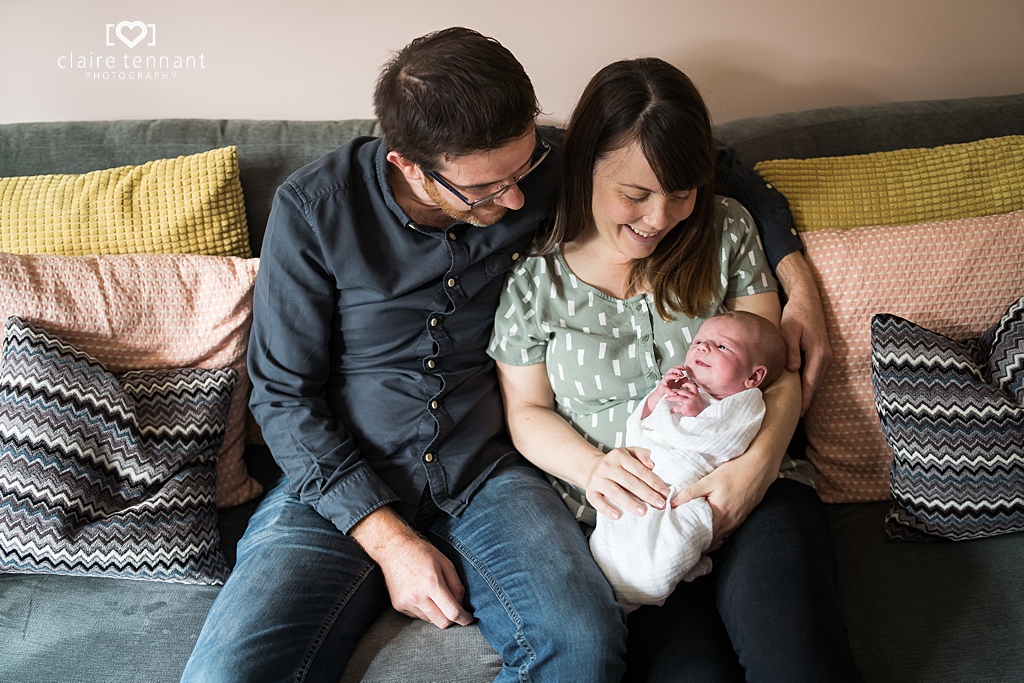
[{"x1": 374, "y1": 137, "x2": 418, "y2": 229}]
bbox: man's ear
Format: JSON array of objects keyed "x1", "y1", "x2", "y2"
[
  {"x1": 745, "y1": 365, "x2": 768, "y2": 389},
  {"x1": 386, "y1": 151, "x2": 424, "y2": 182}
]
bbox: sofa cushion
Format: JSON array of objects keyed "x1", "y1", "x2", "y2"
[
  {"x1": 0, "y1": 253, "x2": 262, "y2": 507},
  {"x1": 797, "y1": 210, "x2": 1024, "y2": 501},
  {"x1": 753, "y1": 135, "x2": 1024, "y2": 230},
  {"x1": 0, "y1": 317, "x2": 232, "y2": 584},
  {"x1": 0, "y1": 573, "x2": 220, "y2": 683},
  {"x1": 871, "y1": 299, "x2": 1024, "y2": 541},
  {"x1": 826, "y1": 501, "x2": 1024, "y2": 683},
  {"x1": 339, "y1": 610, "x2": 502, "y2": 683},
  {"x1": 0, "y1": 146, "x2": 251, "y2": 258}
]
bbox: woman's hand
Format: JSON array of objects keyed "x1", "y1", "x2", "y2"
[
  {"x1": 497, "y1": 361, "x2": 672, "y2": 521},
  {"x1": 671, "y1": 437, "x2": 780, "y2": 549},
  {"x1": 586, "y1": 447, "x2": 670, "y2": 520}
]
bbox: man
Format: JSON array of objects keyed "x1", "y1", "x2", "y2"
[{"x1": 183, "y1": 27, "x2": 830, "y2": 682}]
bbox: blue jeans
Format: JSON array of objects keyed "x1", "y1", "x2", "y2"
[{"x1": 182, "y1": 464, "x2": 626, "y2": 682}]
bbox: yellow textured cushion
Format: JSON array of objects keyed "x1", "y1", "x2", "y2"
[
  {"x1": 0, "y1": 146, "x2": 251, "y2": 257},
  {"x1": 755, "y1": 135, "x2": 1024, "y2": 231}
]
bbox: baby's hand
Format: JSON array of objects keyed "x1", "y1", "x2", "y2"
[
  {"x1": 660, "y1": 365, "x2": 689, "y2": 391},
  {"x1": 662, "y1": 380, "x2": 703, "y2": 417}
]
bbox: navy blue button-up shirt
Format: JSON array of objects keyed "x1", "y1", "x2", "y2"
[
  {"x1": 249, "y1": 132, "x2": 558, "y2": 533},
  {"x1": 249, "y1": 128, "x2": 802, "y2": 535}
]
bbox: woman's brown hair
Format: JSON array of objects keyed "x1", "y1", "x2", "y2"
[{"x1": 537, "y1": 58, "x2": 717, "y2": 320}]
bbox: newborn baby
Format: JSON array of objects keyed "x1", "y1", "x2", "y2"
[{"x1": 590, "y1": 310, "x2": 787, "y2": 610}]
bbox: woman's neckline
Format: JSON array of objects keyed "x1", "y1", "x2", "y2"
[{"x1": 553, "y1": 248, "x2": 650, "y2": 305}]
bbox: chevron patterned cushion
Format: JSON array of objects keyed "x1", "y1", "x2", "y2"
[
  {"x1": 871, "y1": 297, "x2": 1024, "y2": 541},
  {"x1": 0, "y1": 252, "x2": 261, "y2": 508},
  {"x1": 0, "y1": 317, "x2": 234, "y2": 583}
]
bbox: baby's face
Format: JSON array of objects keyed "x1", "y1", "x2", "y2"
[{"x1": 684, "y1": 316, "x2": 759, "y2": 399}]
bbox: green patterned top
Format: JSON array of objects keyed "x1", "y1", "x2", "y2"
[{"x1": 489, "y1": 196, "x2": 809, "y2": 528}]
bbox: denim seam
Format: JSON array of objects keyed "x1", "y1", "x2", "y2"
[
  {"x1": 294, "y1": 557, "x2": 377, "y2": 683},
  {"x1": 429, "y1": 528, "x2": 537, "y2": 681}
]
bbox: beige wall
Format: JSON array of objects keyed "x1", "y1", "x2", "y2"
[{"x1": 2, "y1": 0, "x2": 1022, "y2": 126}]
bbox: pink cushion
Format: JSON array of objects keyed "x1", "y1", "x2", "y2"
[
  {"x1": 0, "y1": 253, "x2": 261, "y2": 507},
  {"x1": 802, "y1": 209, "x2": 1024, "y2": 502}
]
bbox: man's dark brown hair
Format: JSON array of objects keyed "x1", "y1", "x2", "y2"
[{"x1": 373, "y1": 27, "x2": 541, "y2": 170}]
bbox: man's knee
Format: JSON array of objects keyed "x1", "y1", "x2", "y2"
[
  {"x1": 521, "y1": 596, "x2": 627, "y2": 682},
  {"x1": 558, "y1": 595, "x2": 628, "y2": 649}
]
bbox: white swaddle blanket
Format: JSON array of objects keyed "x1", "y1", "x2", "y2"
[{"x1": 589, "y1": 387, "x2": 765, "y2": 611}]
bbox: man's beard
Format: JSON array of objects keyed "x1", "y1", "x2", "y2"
[{"x1": 422, "y1": 178, "x2": 507, "y2": 227}]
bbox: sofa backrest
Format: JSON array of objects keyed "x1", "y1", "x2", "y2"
[
  {"x1": 2, "y1": 93, "x2": 1021, "y2": 252},
  {"x1": 714, "y1": 93, "x2": 1024, "y2": 166}
]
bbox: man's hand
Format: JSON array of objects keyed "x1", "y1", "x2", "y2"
[
  {"x1": 774, "y1": 252, "x2": 832, "y2": 415},
  {"x1": 350, "y1": 506, "x2": 473, "y2": 629}
]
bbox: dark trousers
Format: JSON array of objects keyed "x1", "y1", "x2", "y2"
[{"x1": 623, "y1": 478, "x2": 863, "y2": 683}]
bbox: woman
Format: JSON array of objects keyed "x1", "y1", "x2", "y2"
[{"x1": 488, "y1": 58, "x2": 861, "y2": 681}]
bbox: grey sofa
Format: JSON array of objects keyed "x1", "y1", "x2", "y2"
[{"x1": 1, "y1": 92, "x2": 1022, "y2": 683}]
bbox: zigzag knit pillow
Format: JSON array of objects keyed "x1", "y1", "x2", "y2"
[
  {"x1": 871, "y1": 297, "x2": 1024, "y2": 541},
  {"x1": 0, "y1": 252, "x2": 261, "y2": 508},
  {"x1": 0, "y1": 317, "x2": 233, "y2": 584}
]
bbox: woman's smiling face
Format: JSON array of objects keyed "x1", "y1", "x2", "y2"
[{"x1": 587, "y1": 142, "x2": 697, "y2": 264}]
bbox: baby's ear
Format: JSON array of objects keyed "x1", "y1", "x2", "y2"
[{"x1": 745, "y1": 365, "x2": 768, "y2": 389}]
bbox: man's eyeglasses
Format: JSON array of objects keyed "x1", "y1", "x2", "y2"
[{"x1": 426, "y1": 138, "x2": 551, "y2": 209}]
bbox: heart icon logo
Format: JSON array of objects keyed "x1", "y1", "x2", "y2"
[{"x1": 116, "y1": 21, "x2": 148, "y2": 49}]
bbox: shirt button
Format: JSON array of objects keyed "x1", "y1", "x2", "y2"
[
  {"x1": 430, "y1": 317, "x2": 438, "y2": 327},
  {"x1": 448, "y1": 232, "x2": 457, "y2": 241},
  {"x1": 447, "y1": 278, "x2": 456, "y2": 288},
  {"x1": 511, "y1": 252, "x2": 520, "y2": 261},
  {"x1": 641, "y1": 334, "x2": 650, "y2": 342},
  {"x1": 647, "y1": 372, "x2": 658, "y2": 380},
  {"x1": 427, "y1": 359, "x2": 436, "y2": 369},
  {"x1": 430, "y1": 400, "x2": 439, "y2": 410},
  {"x1": 766, "y1": 183, "x2": 774, "y2": 189},
  {"x1": 424, "y1": 453, "x2": 434, "y2": 463},
  {"x1": 634, "y1": 303, "x2": 644, "y2": 311}
]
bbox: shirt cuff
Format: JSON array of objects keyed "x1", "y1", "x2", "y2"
[{"x1": 314, "y1": 462, "x2": 401, "y2": 534}]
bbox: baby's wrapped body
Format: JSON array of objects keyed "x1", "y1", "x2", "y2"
[{"x1": 589, "y1": 387, "x2": 765, "y2": 611}]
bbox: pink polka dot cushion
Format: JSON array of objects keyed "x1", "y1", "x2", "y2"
[
  {"x1": 801, "y1": 209, "x2": 1024, "y2": 502},
  {"x1": 0, "y1": 253, "x2": 261, "y2": 508}
]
